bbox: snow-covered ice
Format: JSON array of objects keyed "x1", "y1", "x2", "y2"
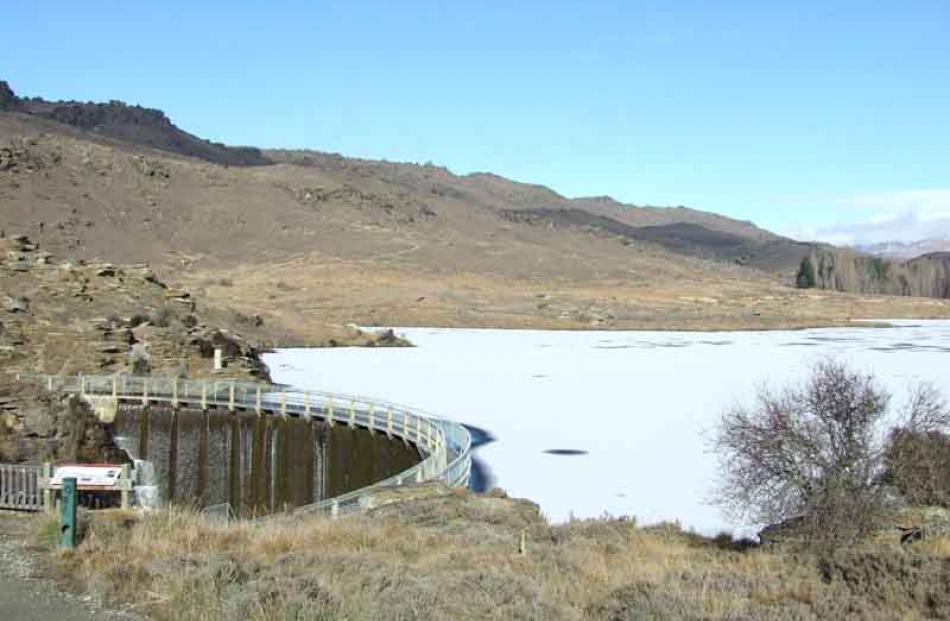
[{"x1": 264, "y1": 320, "x2": 950, "y2": 535}]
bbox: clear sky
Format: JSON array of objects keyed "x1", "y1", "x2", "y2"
[{"x1": 4, "y1": 0, "x2": 949, "y2": 243}]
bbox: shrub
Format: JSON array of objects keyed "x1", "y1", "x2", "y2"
[
  {"x1": 885, "y1": 431, "x2": 950, "y2": 508},
  {"x1": 884, "y1": 383, "x2": 950, "y2": 508},
  {"x1": 716, "y1": 360, "x2": 892, "y2": 549}
]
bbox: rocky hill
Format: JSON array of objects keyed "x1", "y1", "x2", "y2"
[
  {"x1": 0, "y1": 79, "x2": 807, "y2": 275},
  {"x1": 0, "y1": 80, "x2": 269, "y2": 166},
  {"x1": 2, "y1": 80, "x2": 950, "y2": 337}
]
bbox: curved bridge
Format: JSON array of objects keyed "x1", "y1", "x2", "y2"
[{"x1": 21, "y1": 374, "x2": 472, "y2": 515}]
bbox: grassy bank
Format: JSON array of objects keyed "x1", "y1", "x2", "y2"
[{"x1": 38, "y1": 487, "x2": 950, "y2": 621}]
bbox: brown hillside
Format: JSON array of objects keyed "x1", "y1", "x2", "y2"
[{"x1": 3, "y1": 84, "x2": 950, "y2": 338}]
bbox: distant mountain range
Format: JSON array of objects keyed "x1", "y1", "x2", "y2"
[{"x1": 856, "y1": 238, "x2": 950, "y2": 260}]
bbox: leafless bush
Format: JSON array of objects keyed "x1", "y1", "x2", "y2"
[
  {"x1": 715, "y1": 360, "x2": 895, "y2": 548},
  {"x1": 885, "y1": 383, "x2": 950, "y2": 508}
]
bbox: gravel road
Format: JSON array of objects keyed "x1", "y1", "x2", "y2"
[{"x1": 0, "y1": 512, "x2": 143, "y2": 621}]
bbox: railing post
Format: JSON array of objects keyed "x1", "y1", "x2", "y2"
[
  {"x1": 368, "y1": 405, "x2": 375, "y2": 434},
  {"x1": 172, "y1": 378, "x2": 179, "y2": 409},
  {"x1": 201, "y1": 382, "x2": 208, "y2": 410},
  {"x1": 228, "y1": 383, "x2": 235, "y2": 412},
  {"x1": 142, "y1": 379, "x2": 149, "y2": 406},
  {"x1": 386, "y1": 409, "x2": 393, "y2": 438},
  {"x1": 79, "y1": 374, "x2": 85, "y2": 397},
  {"x1": 327, "y1": 396, "x2": 335, "y2": 427},
  {"x1": 255, "y1": 386, "x2": 262, "y2": 415},
  {"x1": 47, "y1": 376, "x2": 53, "y2": 392},
  {"x1": 331, "y1": 499, "x2": 339, "y2": 518},
  {"x1": 304, "y1": 392, "x2": 311, "y2": 420},
  {"x1": 280, "y1": 389, "x2": 287, "y2": 418},
  {"x1": 348, "y1": 402, "x2": 356, "y2": 429}
]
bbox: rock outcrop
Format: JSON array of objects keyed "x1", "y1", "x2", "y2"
[
  {"x1": 0, "y1": 235, "x2": 268, "y2": 463},
  {"x1": 0, "y1": 80, "x2": 270, "y2": 167}
]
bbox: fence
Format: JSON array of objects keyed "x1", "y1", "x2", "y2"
[
  {"x1": 0, "y1": 463, "x2": 42, "y2": 511},
  {"x1": 19, "y1": 374, "x2": 472, "y2": 516}
]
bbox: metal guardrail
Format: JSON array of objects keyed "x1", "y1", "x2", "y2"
[{"x1": 19, "y1": 374, "x2": 472, "y2": 516}]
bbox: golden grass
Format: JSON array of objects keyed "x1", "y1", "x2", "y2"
[{"x1": 34, "y1": 493, "x2": 950, "y2": 621}]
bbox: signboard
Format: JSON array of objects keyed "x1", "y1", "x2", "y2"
[{"x1": 49, "y1": 464, "x2": 125, "y2": 489}]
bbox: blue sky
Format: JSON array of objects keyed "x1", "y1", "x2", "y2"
[{"x1": 4, "y1": 0, "x2": 949, "y2": 243}]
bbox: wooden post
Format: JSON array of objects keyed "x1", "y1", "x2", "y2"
[
  {"x1": 386, "y1": 409, "x2": 394, "y2": 438},
  {"x1": 142, "y1": 378, "x2": 149, "y2": 406},
  {"x1": 42, "y1": 463, "x2": 52, "y2": 512},
  {"x1": 120, "y1": 464, "x2": 131, "y2": 509},
  {"x1": 172, "y1": 379, "x2": 179, "y2": 409},
  {"x1": 327, "y1": 397, "x2": 335, "y2": 427},
  {"x1": 255, "y1": 386, "x2": 262, "y2": 415},
  {"x1": 368, "y1": 405, "x2": 375, "y2": 435},
  {"x1": 348, "y1": 402, "x2": 355, "y2": 429},
  {"x1": 228, "y1": 383, "x2": 235, "y2": 412},
  {"x1": 201, "y1": 382, "x2": 208, "y2": 410},
  {"x1": 270, "y1": 420, "x2": 280, "y2": 511},
  {"x1": 112, "y1": 376, "x2": 118, "y2": 399},
  {"x1": 280, "y1": 389, "x2": 287, "y2": 418}
]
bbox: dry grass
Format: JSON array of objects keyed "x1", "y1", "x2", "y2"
[
  {"x1": 178, "y1": 253, "x2": 950, "y2": 345},
  {"x1": 36, "y1": 490, "x2": 950, "y2": 621}
]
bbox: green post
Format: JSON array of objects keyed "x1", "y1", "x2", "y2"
[{"x1": 60, "y1": 477, "x2": 77, "y2": 549}]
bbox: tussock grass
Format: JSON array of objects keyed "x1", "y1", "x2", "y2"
[{"x1": 38, "y1": 490, "x2": 950, "y2": 621}]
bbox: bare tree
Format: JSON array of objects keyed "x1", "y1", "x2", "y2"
[
  {"x1": 898, "y1": 382, "x2": 950, "y2": 434},
  {"x1": 715, "y1": 360, "x2": 894, "y2": 548}
]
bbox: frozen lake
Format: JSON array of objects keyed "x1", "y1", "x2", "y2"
[{"x1": 264, "y1": 320, "x2": 950, "y2": 535}]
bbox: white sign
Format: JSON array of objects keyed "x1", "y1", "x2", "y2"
[{"x1": 50, "y1": 464, "x2": 124, "y2": 488}]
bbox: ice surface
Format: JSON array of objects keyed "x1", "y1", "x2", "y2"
[{"x1": 264, "y1": 320, "x2": 950, "y2": 535}]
